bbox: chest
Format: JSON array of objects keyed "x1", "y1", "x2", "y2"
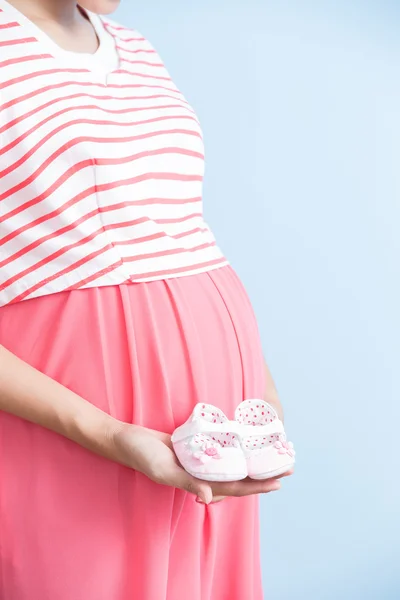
[{"x1": 0, "y1": 59, "x2": 205, "y2": 212}]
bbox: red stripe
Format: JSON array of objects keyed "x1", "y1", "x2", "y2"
[
  {"x1": 0, "y1": 21, "x2": 19, "y2": 29},
  {"x1": 0, "y1": 173, "x2": 202, "y2": 247},
  {"x1": 103, "y1": 23, "x2": 131, "y2": 31},
  {"x1": 62, "y1": 262, "x2": 122, "y2": 292},
  {"x1": 103, "y1": 21, "x2": 146, "y2": 36},
  {"x1": 2, "y1": 76, "x2": 181, "y2": 108},
  {"x1": 0, "y1": 17, "x2": 220, "y2": 302},
  {"x1": 0, "y1": 209, "x2": 150, "y2": 270},
  {"x1": 113, "y1": 37, "x2": 148, "y2": 43},
  {"x1": 10, "y1": 240, "x2": 220, "y2": 303},
  {"x1": 112, "y1": 226, "x2": 208, "y2": 247},
  {"x1": 95, "y1": 146, "x2": 203, "y2": 166},
  {"x1": 156, "y1": 212, "x2": 202, "y2": 223},
  {"x1": 115, "y1": 68, "x2": 171, "y2": 82},
  {"x1": 0, "y1": 53, "x2": 52, "y2": 69},
  {"x1": 71, "y1": 262, "x2": 124, "y2": 290},
  {"x1": 1, "y1": 225, "x2": 107, "y2": 291},
  {"x1": 173, "y1": 226, "x2": 207, "y2": 240},
  {"x1": 0, "y1": 91, "x2": 190, "y2": 133},
  {"x1": 0, "y1": 67, "x2": 89, "y2": 90},
  {"x1": 124, "y1": 241, "x2": 216, "y2": 263},
  {"x1": 10, "y1": 243, "x2": 119, "y2": 304},
  {"x1": 1, "y1": 224, "x2": 209, "y2": 291},
  {"x1": 0, "y1": 36, "x2": 37, "y2": 47},
  {"x1": 0, "y1": 124, "x2": 201, "y2": 204},
  {"x1": 1, "y1": 145, "x2": 201, "y2": 223},
  {"x1": 1, "y1": 181, "x2": 97, "y2": 246},
  {"x1": 115, "y1": 45, "x2": 156, "y2": 55},
  {"x1": 67, "y1": 258, "x2": 226, "y2": 293},
  {"x1": 107, "y1": 196, "x2": 202, "y2": 207},
  {"x1": 0, "y1": 120, "x2": 201, "y2": 196},
  {"x1": 2, "y1": 208, "x2": 204, "y2": 275},
  {"x1": 2, "y1": 102, "x2": 193, "y2": 150},
  {"x1": 1, "y1": 81, "x2": 82, "y2": 111},
  {"x1": 72, "y1": 256, "x2": 226, "y2": 292},
  {"x1": 2, "y1": 217, "x2": 160, "y2": 290},
  {"x1": 120, "y1": 58, "x2": 164, "y2": 67},
  {"x1": 126, "y1": 258, "x2": 228, "y2": 282},
  {"x1": 0, "y1": 158, "x2": 92, "y2": 221},
  {"x1": 104, "y1": 24, "x2": 139, "y2": 34}
]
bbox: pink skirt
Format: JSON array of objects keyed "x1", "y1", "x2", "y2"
[{"x1": 0, "y1": 265, "x2": 266, "y2": 600}]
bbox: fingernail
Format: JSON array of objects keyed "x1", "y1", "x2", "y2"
[
  {"x1": 267, "y1": 482, "x2": 281, "y2": 492},
  {"x1": 195, "y1": 497, "x2": 205, "y2": 504}
]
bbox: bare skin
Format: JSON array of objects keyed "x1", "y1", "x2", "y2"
[
  {"x1": 7, "y1": 0, "x2": 120, "y2": 53},
  {"x1": 0, "y1": 345, "x2": 289, "y2": 505},
  {"x1": 0, "y1": 0, "x2": 292, "y2": 504}
]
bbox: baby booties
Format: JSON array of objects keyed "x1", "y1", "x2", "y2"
[{"x1": 172, "y1": 399, "x2": 295, "y2": 482}]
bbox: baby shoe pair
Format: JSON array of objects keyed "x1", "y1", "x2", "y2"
[{"x1": 172, "y1": 399, "x2": 295, "y2": 482}]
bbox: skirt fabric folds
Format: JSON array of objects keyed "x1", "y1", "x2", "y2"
[{"x1": 0, "y1": 265, "x2": 266, "y2": 600}]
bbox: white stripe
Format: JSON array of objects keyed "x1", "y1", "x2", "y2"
[{"x1": 0, "y1": 7, "x2": 227, "y2": 307}]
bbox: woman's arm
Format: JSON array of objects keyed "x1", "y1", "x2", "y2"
[
  {"x1": 0, "y1": 344, "x2": 283, "y2": 503},
  {"x1": 263, "y1": 360, "x2": 284, "y2": 421},
  {"x1": 0, "y1": 344, "x2": 121, "y2": 461}
]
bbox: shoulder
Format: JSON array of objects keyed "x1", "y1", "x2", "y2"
[
  {"x1": 99, "y1": 16, "x2": 177, "y2": 85},
  {"x1": 100, "y1": 16, "x2": 158, "y2": 54},
  {"x1": 100, "y1": 15, "x2": 136, "y2": 36}
]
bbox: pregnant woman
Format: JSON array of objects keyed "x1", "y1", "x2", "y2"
[{"x1": 0, "y1": 1, "x2": 291, "y2": 598}]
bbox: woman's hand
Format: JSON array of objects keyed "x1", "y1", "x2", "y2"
[
  {"x1": 111, "y1": 423, "x2": 290, "y2": 505},
  {"x1": 0, "y1": 346, "x2": 292, "y2": 504}
]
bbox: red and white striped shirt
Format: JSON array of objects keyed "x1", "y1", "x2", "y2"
[{"x1": 0, "y1": 1, "x2": 228, "y2": 307}]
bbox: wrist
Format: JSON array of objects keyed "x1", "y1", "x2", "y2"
[{"x1": 70, "y1": 402, "x2": 126, "y2": 463}]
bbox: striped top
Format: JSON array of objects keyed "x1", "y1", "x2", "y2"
[{"x1": 0, "y1": 1, "x2": 228, "y2": 307}]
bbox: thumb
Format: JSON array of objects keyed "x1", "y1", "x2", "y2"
[{"x1": 173, "y1": 467, "x2": 213, "y2": 505}]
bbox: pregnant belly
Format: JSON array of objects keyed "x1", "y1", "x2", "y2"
[{"x1": 0, "y1": 265, "x2": 266, "y2": 430}]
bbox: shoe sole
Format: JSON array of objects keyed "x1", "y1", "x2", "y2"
[
  {"x1": 186, "y1": 470, "x2": 248, "y2": 482},
  {"x1": 249, "y1": 462, "x2": 294, "y2": 480},
  {"x1": 181, "y1": 461, "x2": 293, "y2": 482}
]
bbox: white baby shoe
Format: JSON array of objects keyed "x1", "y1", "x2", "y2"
[
  {"x1": 172, "y1": 399, "x2": 295, "y2": 482},
  {"x1": 171, "y1": 403, "x2": 247, "y2": 481},
  {"x1": 235, "y1": 399, "x2": 295, "y2": 479}
]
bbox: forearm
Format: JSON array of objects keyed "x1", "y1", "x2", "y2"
[
  {"x1": 263, "y1": 360, "x2": 284, "y2": 422},
  {"x1": 0, "y1": 344, "x2": 124, "y2": 461}
]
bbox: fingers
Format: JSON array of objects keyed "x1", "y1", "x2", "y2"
[
  {"x1": 167, "y1": 465, "x2": 213, "y2": 504},
  {"x1": 150, "y1": 445, "x2": 288, "y2": 504},
  {"x1": 203, "y1": 470, "x2": 294, "y2": 504},
  {"x1": 275, "y1": 468, "x2": 294, "y2": 480},
  {"x1": 168, "y1": 467, "x2": 282, "y2": 502},
  {"x1": 211, "y1": 477, "x2": 281, "y2": 498}
]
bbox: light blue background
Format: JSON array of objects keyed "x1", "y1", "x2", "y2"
[{"x1": 114, "y1": 2, "x2": 400, "y2": 598}]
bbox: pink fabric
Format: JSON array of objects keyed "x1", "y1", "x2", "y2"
[{"x1": 0, "y1": 265, "x2": 266, "y2": 600}]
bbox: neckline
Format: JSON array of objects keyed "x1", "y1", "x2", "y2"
[{"x1": 0, "y1": 0, "x2": 120, "y2": 76}]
